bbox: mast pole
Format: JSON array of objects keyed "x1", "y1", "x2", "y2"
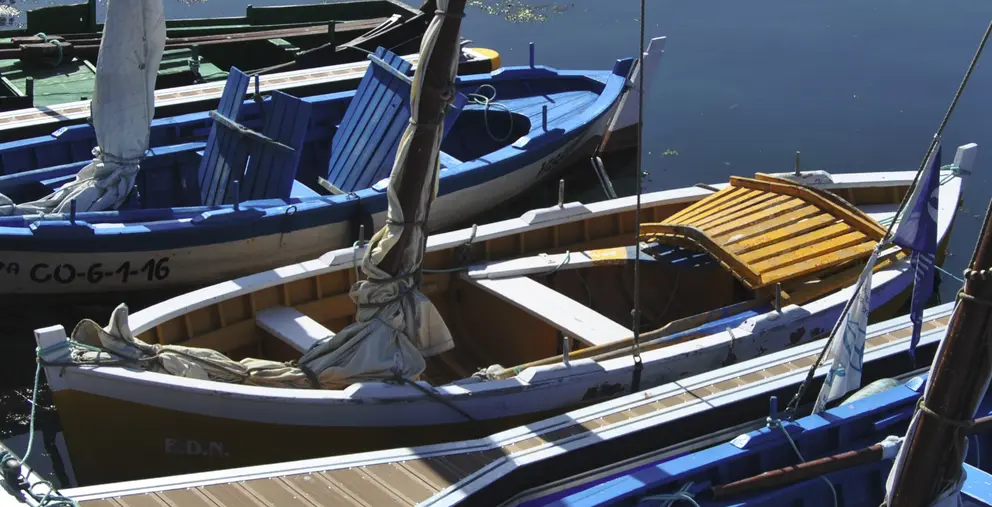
[
  {"x1": 379, "y1": 0, "x2": 467, "y2": 274},
  {"x1": 886, "y1": 194, "x2": 992, "y2": 505}
]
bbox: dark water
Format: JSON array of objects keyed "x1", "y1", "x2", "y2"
[{"x1": 1, "y1": 0, "x2": 991, "y2": 489}]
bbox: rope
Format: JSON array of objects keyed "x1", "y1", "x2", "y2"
[
  {"x1": 397, "y1": 376, "x2": 475, "y2": 421},
  {"x1": 916, "y1": 397, "x2": 975, "y2": 429},
  {"x1": 880, "y1": 19, "x2": 992, "y2": 246},
  {"x1": 937, "y1": 265, "x2": 965, "y2": 284},
  {"x1": 465, "y1": 84, "x2": 514, "y2": 142},
  {"x1": 51, "y1": 39, "x2": 63, "y2": 67},
  {"x1": 958, "y1": 290, "x2": 992, "y2": 308},
  {"x1": 0, "y1": 347, "x2": 80, "y2": 506},
  {"x1": 640, "y1": 482, "x2": 700, "y2": 506},
  {"x1": 767, "y1": 415, "x2": 839, "y2": 507},
  {"x1": 781, "y1": 21, "x2": 990, "y2": 416}
]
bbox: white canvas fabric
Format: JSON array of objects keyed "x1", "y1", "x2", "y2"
[
  {"x1": 67, "y1": 1, "x2": 460, "y2": 389},
  {"x1": 0, "y1": 0, "x2": 165, "y2": 216}
]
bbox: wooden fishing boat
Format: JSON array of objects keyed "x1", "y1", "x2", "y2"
[
  {"x1": 0, "y1": 47, "x2": 635, "y2": 296},
  {"x1": 47, "y1": 302, "x2": 956, "y2": 499},
  {"x1": 0, "y1": 0, "x2": 437, "y2": 111},
  {"x1": 34, "y1": 147, "x2": 975, "y2": 484}
]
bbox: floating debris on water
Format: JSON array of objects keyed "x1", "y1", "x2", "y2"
[
  {"x1": 467, "y1": 0, "x2": 571, "y2": 23},
  {"x1": 0, "y1": 3, "x2": 21, "y2": 27}
]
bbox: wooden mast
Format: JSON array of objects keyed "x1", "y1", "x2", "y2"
[
  {"x1": 886, "y1": 196, "x2": 992, "y2": 505},
  {"x1": 379, "y1": 0, "x2": 467, "y2": 274}
]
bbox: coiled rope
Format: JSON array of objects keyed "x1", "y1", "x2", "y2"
[
  {"x1": 466, "y1": 84, "x2": 515, "y2": 142},
  {"x1": 0, "y1": 348, "x2": 79, "y2": 506}
]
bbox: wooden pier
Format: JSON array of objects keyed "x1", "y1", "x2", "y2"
[{"x1": 45, "y1": 301, "x2": 955, "y2": 507}]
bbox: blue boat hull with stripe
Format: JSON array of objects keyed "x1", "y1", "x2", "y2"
[{"x1": 0, "y1": 53, "x2": 632, "y2": 296}]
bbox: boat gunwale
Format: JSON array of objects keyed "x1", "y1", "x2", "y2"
[
  {"x1": 0, "y1": 65, "x2": 627, "y2": 246},
  {"x1": 56, "y1": 301, "x2": 957, "y2": 503},
  {"x1": 30, "y1": 170, "x2": 962, "y2": 416}
]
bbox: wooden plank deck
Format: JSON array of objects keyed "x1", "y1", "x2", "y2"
[
  {"x1": 641, "y1": 174, "x2": 886, "y2": 290},
  {"x1": 60, "y1": 302, "x2": 956, "y2": 507},
  {"x1": 0, "y1": 47, "x2": 495, "y2": 138}
]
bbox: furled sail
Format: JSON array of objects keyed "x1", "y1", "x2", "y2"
[
  {"x1": 0, "y1": 0, "x2": 165, "y2": 216},
  {"x1": 69, "y1": 0, "x2": 467, "y2": 390}
]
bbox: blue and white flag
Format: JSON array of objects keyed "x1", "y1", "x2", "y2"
[
  {"x1": 891, "y1": 141, "x2": 942, "y2": 360},
  {"x1": 813, "y1": 248, "x2": 879, "y2": 413}
]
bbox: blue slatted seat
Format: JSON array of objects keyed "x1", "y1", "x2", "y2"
[
  {"x1": 320, "y1": 46, "x2": 466, "y2": 195},
  {"x1": 197, "y1": 67, "x2": 313, "y2": 206}
]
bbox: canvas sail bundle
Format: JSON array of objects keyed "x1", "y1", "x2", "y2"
[
  {"x1": 64, "y1": 0, "x2": 463, "y2": 390},
  {"x1": 0, "y1": 0, "x2": 165, "y2": 216}
]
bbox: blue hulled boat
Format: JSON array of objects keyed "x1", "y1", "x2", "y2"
[{"x1": 0, "y1": 46, "x2": 636, "y2": 296}]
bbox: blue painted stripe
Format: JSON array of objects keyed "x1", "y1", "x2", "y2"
[{"x1": 0, "y1": 64, "x2": 628, "y2": 253}]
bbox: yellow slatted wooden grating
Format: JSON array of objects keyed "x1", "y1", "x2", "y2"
[{"x1": 641, "y1": 173, "x2": 886, "y2": 290}]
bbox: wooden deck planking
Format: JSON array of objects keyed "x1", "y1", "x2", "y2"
[
  {"x1": 69, "y1": 306, "x2": 956, "y2": 507},
  {"x1": 738, "y1": 222, "x2": 853, "y2": 264},
  {"x1": 722, "y1": 210, "x2": 832, "y2": 253},
  {"x1": 702, "y1": 198, "x2": 807, "y2": 238},
  {"x1": 641, "y1": 174, "x2": 884, "y2": 289},
  {"x1": 684, "y1": 193, "x2": 787, "y2": 229},
  {"x1": 751, "y1": 231, "x2": 870, "y2": 272}
]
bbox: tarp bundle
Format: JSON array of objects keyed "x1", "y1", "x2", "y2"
[
  {"x1": 69, "y1": 0, "x2": 465, "y2": 389},
  {"x1": 0, "y1": 0, "x2": 165, "y2": 216}
]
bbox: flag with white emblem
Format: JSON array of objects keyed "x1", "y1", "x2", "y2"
[
  {"x1": 891, "y1": 139, "x2": 942, "y2": 360},
  {"x1": 813, "y1": 247, "x2": 878, "y2": 413}
]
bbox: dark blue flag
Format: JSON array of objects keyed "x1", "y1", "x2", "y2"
[{"x1": 891, "y1": 142, "x2": 941, "y2": 359}]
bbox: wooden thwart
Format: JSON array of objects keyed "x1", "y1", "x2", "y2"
[{"x1": 641, "y1": 174, "x2": 885, "y2": 289}]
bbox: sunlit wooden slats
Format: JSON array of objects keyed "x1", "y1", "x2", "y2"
[
  {"x1": 683, "y1": 192, "x2": 781, "y2": 228},
  {"x1": 752, "y1": 231, "x2": 869, "y2": 272},
  {"x1": 739, "y1": 222, "x2": 852, "y2": 264},
  {"x1": 762, "y1": 241, "x2": 877, "y2": 285},
  {"x1": 641, "y1": 174, "x2": 885, "y2": 290},
  {"x1": 665, "y1": 187, "x2": 747, "y2": 224},
  {"x1": 721, "y1": 209, "x2": 829, "y2": 252},
  {"x1": 687, "y1": 194, "x2": 791, "y2": 230},
  {"x1": 703, "y1": 198, "x2": 808, "y2": 238}
]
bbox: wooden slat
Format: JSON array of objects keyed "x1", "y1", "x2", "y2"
[
  {"x1": 739, "y1": 222, "x2": 852, "y2": 264},
  {"x1": 763, "y1": 241, "x2": 877, "y2": 285},
  {"x1": 722, "y1": 209, "x2": 832, "y2": 253},
  {"x1": 240, "y1": 477, "x2": 319, "y2": 507},
  {"x1": 198, "y1": 68, "x2": 253, "y2": 206},
  {"x1": 702, "y1": 197, "x2": 808, "y2": 238},
  {"x1": 730, "y1": 175, "x2": 886, "y2": 240},
  {"x1": 752, "y1": 231, "x2": 869, "y2": 273},
  {"x1": 642, "y1": 223, "x2": 762, "y2": 287},
  {"x1": 663, "y1": 187, "x2": 746, "y2": 224},
  {"x1": 281, "y1": 474, "x2": 362, "y2": 506},
  {"x1": 670, "y1": 187, "x2": 758, "y2": 225},
  {"x1": 682, "y1": 192, "x2": 781, "y2": 228},
  {"x1": 318, "y1": 467, "x2": 406, "y2": 506},
  {"x1": 333, "y1": 49, "x2": 408, "y2": 192},
  {"x1": 363, "y1": 463, "x2": 439, "y2": 503},
  {"x1": 195, "y1": 483, "x2": 266, "y2": 507},
  {"x1": 152, "y1": 489, "x2": 219, "y2": 507},
  {"x1": 241, "y1": 90, "x2": 312, "y2": 200},
  {"x1": 398, "y1": 458, "x2": 464, "y2": 490}
]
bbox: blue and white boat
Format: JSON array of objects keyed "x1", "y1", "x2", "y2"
[
  {"x1": 515, "y1": 370, "x2": 992, "y2": 507},
  {"x1": 0, "y1": 45, "x2": 641, "y2": 296}
]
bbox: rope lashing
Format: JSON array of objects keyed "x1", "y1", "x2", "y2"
[
  {"x1": 466, "y1": 84, "x2": 515, "y2": 142},
  {"x1": 640, "y1": 482, "x2": 700, "y2": 506}
]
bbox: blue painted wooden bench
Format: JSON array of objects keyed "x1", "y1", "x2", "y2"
[
  {"x1": 319, "y1": 46, "x2": 467, "y2": 195},
  {"x1": 197, "y1": 67, "x2": 313, "y2": 206}
]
